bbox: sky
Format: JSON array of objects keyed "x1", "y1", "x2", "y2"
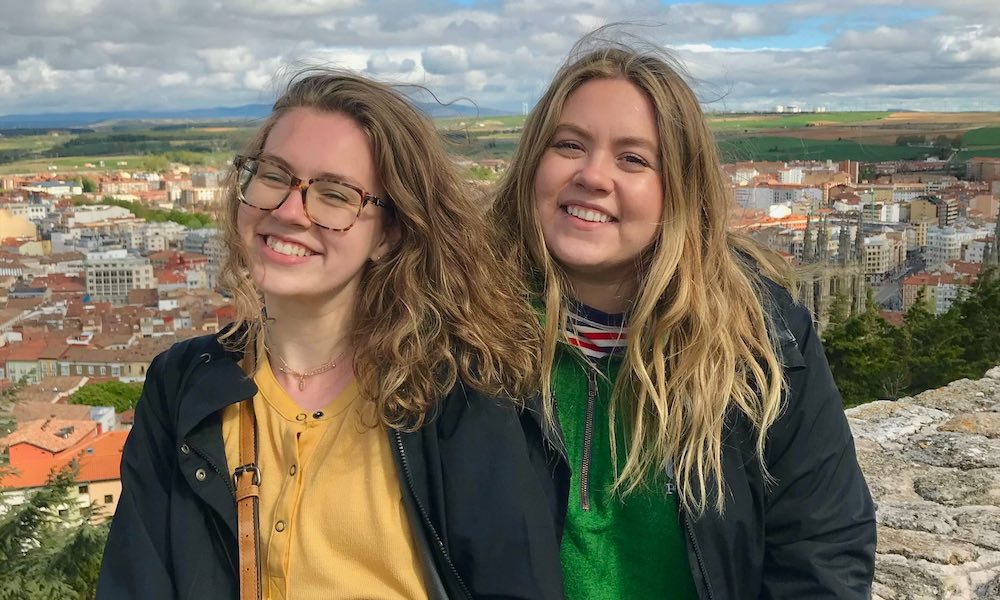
[{"x1": 0, "y1": 0, "x2": 998, "y2": 116}]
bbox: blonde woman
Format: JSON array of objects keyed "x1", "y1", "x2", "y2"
[
  {"x1": 493, "y1": 34, "x2": 876, "y2": 599},
  {"x1": 98, "y1": 71, "x2": 566, "y2": 600}
]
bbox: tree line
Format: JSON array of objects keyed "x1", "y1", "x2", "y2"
[
  {"x1": 72, "y1": 196, "x2": 215, "y2": 229},
  {"x1": 823, "y1": 266, "x2": 1000, "y2": 407}
]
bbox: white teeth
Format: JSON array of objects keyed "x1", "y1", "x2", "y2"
[
  {"x1": 566, "y1": 205, "x2": 612, "y2": 223},
  {"x1": 265, "y1": 236, "x2": 315, "y2": 257}
]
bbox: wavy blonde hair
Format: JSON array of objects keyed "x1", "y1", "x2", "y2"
[
  {"x1": 492, "y1": 38, "x2": 793, "y2": 514},
  {"x1": 219, "y1": 69, "x2": 540, "y2": 429}
]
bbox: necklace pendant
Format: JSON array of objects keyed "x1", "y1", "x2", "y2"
[{"x1": 297, "y1": 378, "x2": 306, "y2": 391}]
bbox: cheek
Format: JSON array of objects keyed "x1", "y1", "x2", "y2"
[
  {"x1": 629, "y1": 180, "x2": 665, "y2": 224},
  {"x1": 533, "y1": 158, "x2": 562, "y2": 206},
  {"x1": 235, "y1": 206, "x2": 259, "y2": 239}
]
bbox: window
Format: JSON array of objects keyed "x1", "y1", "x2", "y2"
[
  {"x1": 78, "y1": 485, "x2": 89, "y2": 494},
  {"x1": 99, "y1": 366, "x2": 106, "y2": 376},
  {"x1": 87, "y1": 365, "x2": 94, "y2": 375},
  {"x1": 104, "y1": 494, "x2": 114, "y2": 504},
  {"x1": 58, "y1": 509, "x2": 68, "y2": 517}
]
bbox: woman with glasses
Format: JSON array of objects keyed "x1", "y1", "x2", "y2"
[
  {"x1": 98, "y1": 71, "x2": 566, "y2": 600},
  {"x1": 492, "y1": 30, "x2": 876, "y2": 599}
]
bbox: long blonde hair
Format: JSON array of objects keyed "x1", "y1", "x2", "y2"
[
  {"x1": 492, "y1": 37, "x2": 793, "y2": 514},
  {"x1": 220, "y1": 69, "x2": 540, "y2": 429}
]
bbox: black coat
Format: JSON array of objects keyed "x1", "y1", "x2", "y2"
[
  {"x1": 97, "y1": 333, "x2": 568, "y2": 600},
  {"x1": 678, "y1": 283, "x2": 877, "y2": 599}
]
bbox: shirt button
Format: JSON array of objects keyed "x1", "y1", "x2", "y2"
[
  {"x1": 312, "y1": 411, "x2": 324, "y2": 419},
  {"x1": 180, "y1": 443, "x2": 190, "y2": 454},
  {"x1": 296, "y1": 413, "x2": 307, "y2": 422},
  {"x1": 275, "y1": 520, "x2": 286, "y2": 532},
  {"x1": 289, "y1": 464, "x2": 297, "y2": 476},
  {"x1": 195, "y1": 468, "x2": 207, "y2": 481}
]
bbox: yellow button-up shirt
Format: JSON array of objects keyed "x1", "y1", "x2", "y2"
[{"x1": 222, "y1": 357, "x2": 428, "y2": 600}]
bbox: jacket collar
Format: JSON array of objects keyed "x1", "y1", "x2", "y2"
[{"x1": 176, "y1": 334, "x2": 258, "y2": 440}]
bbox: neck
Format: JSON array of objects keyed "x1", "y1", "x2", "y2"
[
  {"x1": 263, "y1": 292, "x2": 354, "y2": 361},
  {"x1": 566, "y1": 272, "x2": 636, "y2": 314},
  {"x1": 262, "y1": 293, "x2": 355, "y2": 409}
]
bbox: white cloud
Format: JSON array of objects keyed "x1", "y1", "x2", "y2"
[
  {"x1": 366, "y1": 52, "x2": 418, "y2": 75},
  {"x1": 937, "y1": 25, "x2": 1000, "y2": 62},
  {"x1": 157, "y1": 72, "x2": 192, "y2": 86},
  {"x1": 196, "y1": 46, "x2": 257, "y2": 73},
  {"x1": 225, "y1": 0, "x2": 360, "y2": 17},
  {"x1": 0, "y1": 1, "x2": 998, "y2": 115},
  {"x1": 421, "y1": 46, "x2": 469, "y2": 75}
]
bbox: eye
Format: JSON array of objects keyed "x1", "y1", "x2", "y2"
[
  {"x1": 620, "y1": 153, "x2": 653, "y2": 171},
  {"x1": 319, "y1": 190, "x2": 349, "y2": 203},
  {"x1": 256, "y1": 166, "x2": 290, "y2": 185},
  {"x1": 552, "y1": 140, "x2": 585, "y2": 155}
]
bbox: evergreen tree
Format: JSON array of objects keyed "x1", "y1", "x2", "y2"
[
  {"x1": 823, "y1": 289, "x2": 905, "y2": 406},
  {"x1": 0, "y1": 468, "x2": 109, "y2": 600},
  {"x1": 901, "y1": 290, "x2": 965, "y2": 393},
  {"x1": 953, "y1": 266, "x2": 1000, "y2": 378}
]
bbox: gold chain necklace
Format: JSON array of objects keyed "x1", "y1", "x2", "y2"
[{"x1": 275, "y1": 349, "x2": 347, "y2": 391}]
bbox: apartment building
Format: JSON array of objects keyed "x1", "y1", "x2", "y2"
[
  {"x1": 926, "y1": 226, "x2": 983, "y2": 267},
  {"x1": 84, "y1": 249, "x2": 155, "y2": 304}
]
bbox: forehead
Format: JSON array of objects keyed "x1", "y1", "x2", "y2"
[
  {"x1": 262, "y1": 107, "x2": 379, "y2": 188},
  {"x1": 558, "y1": 78, "x2": 658, "y2": 139}
]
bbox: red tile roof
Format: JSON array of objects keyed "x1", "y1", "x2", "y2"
[
  {"x1": 1, "y1": 418, "x2": 98, "y2": 454},
  {"x1": 0, "y1": 430, "x2": 128, "y2": 489}
]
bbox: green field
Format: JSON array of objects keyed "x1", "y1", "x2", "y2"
[
  {"x1": 0, "y1": 124, "x2": 252, "y2": 174},
  {"x1": 707, "y1": 111, "x2": 889, "y2": 132},
  {"x1": 0, "y1": 151, "x2": 235, "y2": 175},
  {"x1": 3, "y1": 112, "x2": 999, "y2": 174},
  {"x1": 718, "y1": 136, "x2": 932, "y2": 162},
  {"x1": 957, "y1": 147, "x2": 1000, "y2": 160},
  {"x1": 962, "y1": 126, "x2": 1000, "y2": 147}
]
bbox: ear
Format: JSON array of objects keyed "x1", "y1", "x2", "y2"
[{"x1": 369, "y1": 215, "x2": 401, "y2": 262}]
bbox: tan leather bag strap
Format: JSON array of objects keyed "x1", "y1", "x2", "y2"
[{"x1": 234, "y1": 399, "x2": 262, "y2": 600}]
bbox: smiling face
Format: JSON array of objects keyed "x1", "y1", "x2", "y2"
[
  {"x1": 236, "y1": 107, "x2": 394, "y2": 308},
  {"x1": 533, "y1": 77, "x2": 663, "y2": 303}
]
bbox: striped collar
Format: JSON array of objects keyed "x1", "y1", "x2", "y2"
[{"x1": 564, "y1": 302, "x2": 627, "y2": 361}]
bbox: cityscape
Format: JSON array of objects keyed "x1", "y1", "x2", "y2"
[
  {"x1": 0, "y1": 111, "x2": 996, "y2": 526},
  {"x1": 1, "y1": 0, "x2": 999, "y2": 597}
]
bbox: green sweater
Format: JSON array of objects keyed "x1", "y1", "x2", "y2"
[{"x1": 553, "y1": 345, "x2": 699, "y2": 600}]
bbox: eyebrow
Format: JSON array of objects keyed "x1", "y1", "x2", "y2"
[
  {"x1": 553, "y1": 122, "x2": 658, "y2": 154},
  {"x1": 258, "y1": 153, "x2": 367, "y2": 188}
]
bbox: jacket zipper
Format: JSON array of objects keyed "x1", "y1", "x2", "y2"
[
  {"x1": 188, "y1": 440, "x2": 236, "y2": 497},
  {"x1": 392, "y1": 430, "x2": 473, "y2": 600},
  {"x1": 681, "y1": 508, "x2": 715, "y2": 600},
  {"x1": 580, "y1": 368, "x2": 598, "y2": 511},
  {"x1": 187, "y1": 439, "x2": 241, "y2": 574}
]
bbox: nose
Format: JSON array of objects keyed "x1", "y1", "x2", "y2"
[
  {"x1": 572, "y1": 153, "x2": 613, "y2": 193},
  {"x1": 271, "y1": 186, "x2": 312, "y2": 228}
]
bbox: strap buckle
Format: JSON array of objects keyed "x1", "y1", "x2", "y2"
[{"x1": 233, "y1": 463, "x2": 261, "y2": 487}]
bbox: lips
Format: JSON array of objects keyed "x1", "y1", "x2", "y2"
[
  {"x1": 263, "y1": 235, "x2": 318, "y2": 257},
  {"x1": 563, "y1": 204, "x2": 616, "y2": 223}
]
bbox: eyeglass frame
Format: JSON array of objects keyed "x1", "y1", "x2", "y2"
[{"x1": 232, "y1": 154, "x2": 391, "y2": 232}]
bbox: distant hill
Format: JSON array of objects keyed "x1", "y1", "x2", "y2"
[{"x1": 0, "y1": 101, "x2": 513, "y2": 129}]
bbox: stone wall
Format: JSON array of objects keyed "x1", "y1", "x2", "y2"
[{"x1": 847, "y1": 366, "x2": 1000, "y2": 600}]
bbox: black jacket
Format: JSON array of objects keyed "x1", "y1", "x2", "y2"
[
  {"x1": 97, "y1": 333, "x2": 568, "y2": 600},
  {"x1": 677, "y1": 283, "x2": 877, "y2": 599}
]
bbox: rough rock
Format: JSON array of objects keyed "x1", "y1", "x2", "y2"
[
  {"x1": 938, "y1": 413, "x2": 1000, "y2": 439},
  {"x1": 848, "y1": 366, "x2": 1000, "y2": 599}
]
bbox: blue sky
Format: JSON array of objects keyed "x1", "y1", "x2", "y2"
[{"x1": 0, "y1": 0, "x2": 997, "y2": 114}]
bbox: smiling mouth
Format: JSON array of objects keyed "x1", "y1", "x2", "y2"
[
  {"x1": 264, "y1": 235, "x2": 317, "y2": 257},
  {"x1": 564, "y1": 205, "x2": 615, "y2": 223}
]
